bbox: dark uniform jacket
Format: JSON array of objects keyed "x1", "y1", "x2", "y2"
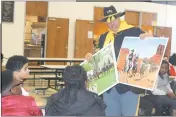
[{"x1": 98, "y1": 20, "x2": 145, "y2": 94}]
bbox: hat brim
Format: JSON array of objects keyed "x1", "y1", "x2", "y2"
[{"x1": 99, "y1": 11, "x2": 125, "y2": 22}]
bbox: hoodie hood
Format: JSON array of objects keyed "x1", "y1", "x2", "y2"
[{"x1": 45, "y1": 89, "x2": 105, "y2": 116}]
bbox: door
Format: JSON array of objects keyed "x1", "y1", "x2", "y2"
[
  {"x1": 74, "y1": 20, "x2": 94, "y2": 58},
  {"x1": 94, "y1": 7, "x2": 109, "y2": 38},
  {"x1": 46, "y1": 17, "x2": 69, "y2": 65}
]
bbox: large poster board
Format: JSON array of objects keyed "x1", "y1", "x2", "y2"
[
  {"x1": 116, "y1": 37, "x2": 168, "y2": 90},
  {"x1": 80, "y1": 43, "x2": 119, "y2": 95}
]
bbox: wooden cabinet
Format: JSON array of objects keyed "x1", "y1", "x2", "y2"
[
  {"x1": 94, "y1": 7, "x2": 104, "y2": 21},
  {"x1": 26, "y1": 1, "x2": 48, "y2": 17},
  {"x1": 142, "y1": 12, "x2": 157, "y2": 26},
  {"x1": 93, "y1": 7, "x2": 109, "y2": 40},
  {"x1": 125, "y1": 11, "x2": 157, "y2": 27},
  {"x1": 125, "y1": 11, "x2": 140, "y2": 27}
]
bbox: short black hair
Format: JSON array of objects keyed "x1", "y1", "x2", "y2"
[
  {"x1": 6, "y1": 55, "x2": 28, "y2": 72},
  {"x1": 169, "y1": 53, "x2": 176, "y2": 66},
  {"x1": 1, "y1": 69, "x2": 13, "y2": 96}
]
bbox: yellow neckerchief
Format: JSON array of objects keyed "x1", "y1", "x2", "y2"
[{"x1": 103, "y1": 20, "x2": 134, "y2": 47}]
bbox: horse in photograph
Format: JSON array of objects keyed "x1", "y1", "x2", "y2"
[
  {"x1": 87, "y1": 70, "x2": 94, "y2": 82},
  {"x1": 124, "y1": 53, "x2": 138, "y2": 78},
  {"x1": 139, "y1": 61, "x2": 151, "y2": 79},
  {"x1": 131, "y1": 54, "x2": 139, "y2": 77},
  {"x1": 101, "y1": 60, "x2": 113, "y2": 76}
]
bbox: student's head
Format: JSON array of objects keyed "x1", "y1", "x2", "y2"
[
  {"x1": 169, "y1": 53, "x2": 176, "y2": 66},
  {"x1": 2, "y1": 70, "x2": 22, "y2": 96},
  {"x1": 6, "y1": 55, "x2": 30, "y2": 81},
  {"x1": 63, "y1": 65, "x2": 87, "y2": 89},
  {"x1": 62, "y1": 65, "x2": 87, "y2": 103},
  {"x1": 159, "y1": 60, "x2": 169, "y2": 76}
]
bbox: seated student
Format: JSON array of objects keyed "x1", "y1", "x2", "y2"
[
  {"x1": 143, "y1": 60, "x2": 176, "y2": 115},
  {"x1": 169, "y1": 53, "x2": 176, "y2": 76},
  {"x1": 6, "y1": 55, "x2": 30, "y2": 96},
  {"x1": 1, "y1": 70, "x2": 43, "y2": 116},
  {"x1": 45, "y1": 65, "x2": 106, "y2": 116}
]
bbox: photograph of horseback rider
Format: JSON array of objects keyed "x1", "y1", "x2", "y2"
[{"x1": 127, "y1": 49, "x2": 135, "y2": 73}]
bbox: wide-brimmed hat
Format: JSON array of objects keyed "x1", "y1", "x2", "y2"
[{"x1": 100, "y1": 5, "x2": 125, "y2": 23}]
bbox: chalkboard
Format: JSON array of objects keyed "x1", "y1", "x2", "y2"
[{"x1": 1, "y1": 1, "x2": 14, "y2": 22}]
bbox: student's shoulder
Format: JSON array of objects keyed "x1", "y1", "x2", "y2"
[{"x1": 48, "y1": 88, "x2": 65, "y2": 100}]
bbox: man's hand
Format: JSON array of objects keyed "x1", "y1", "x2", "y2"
[
  {"x1": 85, "y1": 53, "x2": 93, "y2": 61},
  {"x1": 167, "y1": 92, "x2": 176, "y2": 98},
  {"x1": 139, "y1": 30, "x2": 153, "y2": 39}
]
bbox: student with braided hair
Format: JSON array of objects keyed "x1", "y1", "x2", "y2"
[{"x1": 45, "y1": 65, "x2": 106, "y2": 116}]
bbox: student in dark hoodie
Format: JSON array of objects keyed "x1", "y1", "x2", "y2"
[{"x1": 45, "y1": 65, "x2": 106, "y2": 116}]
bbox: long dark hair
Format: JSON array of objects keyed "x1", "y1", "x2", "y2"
[{"x1": 62, "y1": 65, "x2": 87, "y2": 104}]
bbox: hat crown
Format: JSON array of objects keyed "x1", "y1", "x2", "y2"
[{"x1": 103, "y1": 5, "x2": 117, "y2": 17}]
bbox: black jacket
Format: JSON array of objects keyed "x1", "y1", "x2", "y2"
[
  {"x1": 99, "y1": 27, "x2": 145, "y2": 94},
  {"x1": 45, "y1": 88, "x2": 106, "y2": 116}
]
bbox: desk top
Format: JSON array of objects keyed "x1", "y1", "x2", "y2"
[
  {"x1": 40, "y1": 65, "x2": 67, "y2": 69},
  {"x1": 28, "y1": 57, "x2": 85, "y2": 62}
]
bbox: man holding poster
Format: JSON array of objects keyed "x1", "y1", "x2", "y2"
[{"x1": 85, "y1": 5, "x2": 153, "y2": 116}]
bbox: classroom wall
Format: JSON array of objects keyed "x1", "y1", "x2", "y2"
[
  {"x1": 2, "y1": 2, "x2": 176, "y2": 60},
  {"x1": 48, "y1": 2, "x2": 169, "y2": 58},
  {"x1": 165, "y1": 5, "x2": 176, "y2": 55},
  {"x1": 2, "y1": 2, "x2": 25, "y2": 60}
]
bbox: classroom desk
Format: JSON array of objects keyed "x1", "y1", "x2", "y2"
[
  {"x1": 40, "y1": 65, "x2": 67, "y2": 70},
  {"x1": 39, "y1": 65, "x2": 66, "y2": 90},
  {"x1": 28, "y1": 57, "x2": 85, "y2": 65}
]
